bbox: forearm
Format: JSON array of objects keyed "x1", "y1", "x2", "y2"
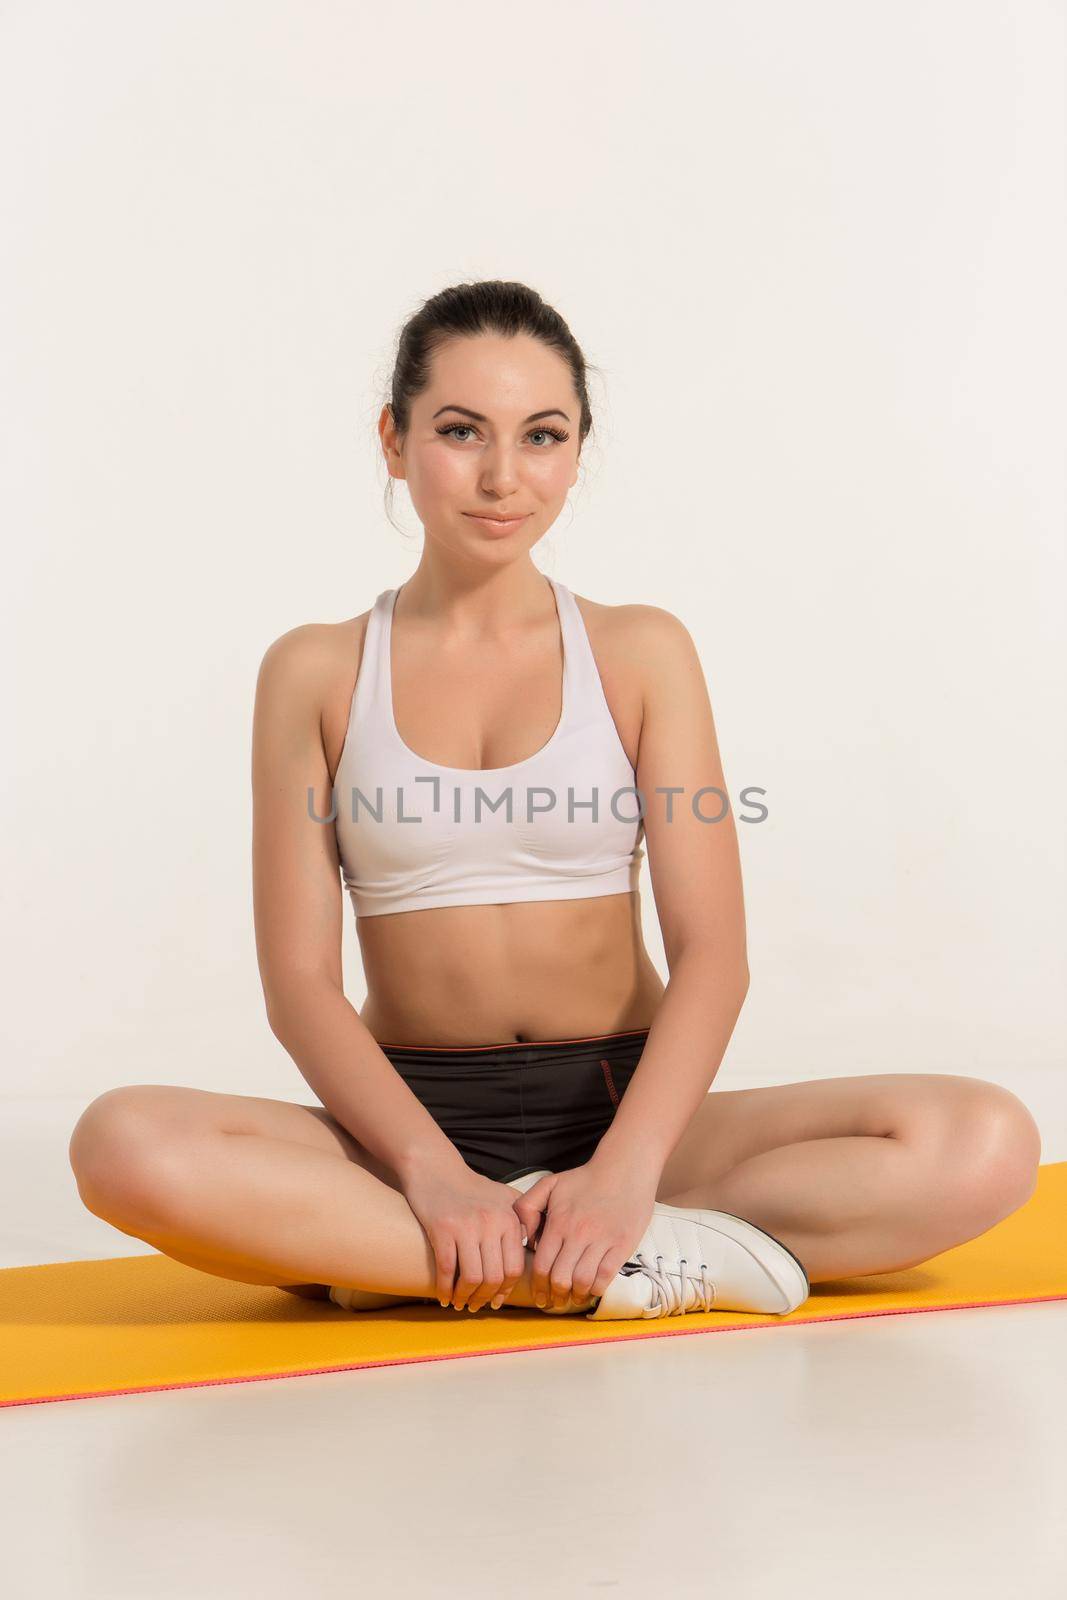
[
  {"x1": 265, "y1": 975, "x2": 464, "y2": 1186},
  {"x1": 591, "y1": 946, "x2": 749, "y2": 1185}
]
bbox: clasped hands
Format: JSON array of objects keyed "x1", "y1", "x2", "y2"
[
  {"x1": 507, "y1": 1159, "x2": 657, "y2": 1312},
  {"x1": 403, "y1": 1151, "x2": 659, "y2": 1313}
]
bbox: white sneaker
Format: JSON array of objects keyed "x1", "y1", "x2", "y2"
[
  {"x1": 506, "y1": 1171, "x2": 808, "y2": 1319},
  {"x1": 586, "y1": 1202, "x2": 810, "y2": 1320}
]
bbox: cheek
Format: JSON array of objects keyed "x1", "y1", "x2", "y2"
[
  {"x1": 526, "y1": 454, "x2": 573, "y2": 492},
  {"x1": 415, "y1": 447, "x2": 572, "y2": 498},
  {"x1": 411, "y1": 448, "x2": 470, "y2": 497},
  {"x1": 515, "y1": 448, "x2": 566, "y2": 483}
]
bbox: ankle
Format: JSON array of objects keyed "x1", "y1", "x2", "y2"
[{"x1": 500, "y1": 1250, "x2": 541, "y2": 1309}]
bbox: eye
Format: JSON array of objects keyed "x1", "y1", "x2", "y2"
[
  {"x1": 434, "y1": 422, "x2": 571, "y2": 447},
  {"x1": 527, "y1": 425, "x2": 571, "y2": 446}
]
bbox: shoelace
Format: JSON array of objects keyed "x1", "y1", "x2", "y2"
[{"x1": 630, "y1": 1252, "x2": 717, "y2": 1317}]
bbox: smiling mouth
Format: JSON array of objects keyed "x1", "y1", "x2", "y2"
[{"x1": 464, "y1": 513, "x2": 528, "y2": 522}]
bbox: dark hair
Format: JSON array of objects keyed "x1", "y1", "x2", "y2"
[{"x1": 382, "y1": 279, "x2": 599, "y2": 525}]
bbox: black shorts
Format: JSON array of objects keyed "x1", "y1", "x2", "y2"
[{"x1": 380, "y1": 1028, "x2": 650, "y2": 1184}]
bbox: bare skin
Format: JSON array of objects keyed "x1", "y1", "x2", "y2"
[
  {"x1": 67, "y1": 584, "x2": 1042, "y2": 1307},
  {"x1": 67, "y1": 332, "x2": 1042, "y2": 1312},
  {"x1": 344, "y1": 587, "x2": 666, "y2": 1048},
  {"x1": 70, "y1": 593, "x2": 669, "y2": 1311}
]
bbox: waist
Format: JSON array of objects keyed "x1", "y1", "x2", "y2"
[
  {"x1": 379, "y1": 1027, "x2": 651, "y2": 1074},
  {"x1": 357, "y1": 890, "x2": 663, "y2": 1046}
]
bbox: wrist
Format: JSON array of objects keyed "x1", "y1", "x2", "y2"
[
  {"x1": 394, "y1": 1138, "x2": 467, "y2": 1188},
  {"x1": 588, "y1": 1130, "x2": 665, "y2": 1189}
]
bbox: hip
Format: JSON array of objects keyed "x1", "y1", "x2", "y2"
[{"x1": 378, "y1": 1026, "x2": 651, "y2": 1183}]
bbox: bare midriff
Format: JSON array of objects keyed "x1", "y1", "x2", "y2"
[
  {"x1": 328, "y1": 592, "x2": 665, "y2": 1049},
  {"x1": 356, "y1": 890, "x2": 666, "y2": 1048}
]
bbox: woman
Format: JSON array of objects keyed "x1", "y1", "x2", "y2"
[{"x1": 68, "y1": 281, "x2": 1042, "y2": 1322}]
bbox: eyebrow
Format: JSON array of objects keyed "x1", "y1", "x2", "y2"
[{"x1": 432, "y1": 404, "x2": 571, "y2": 424}]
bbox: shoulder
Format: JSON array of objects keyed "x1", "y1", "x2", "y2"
[
  {"x1": 254, "y1": 610, "x2": 375, "y2": 738},
  {"x1": 572, "y1": 594, "x2": 701, "y2": 692},
  {"x1": 617, "y1": 602, "x2": 695, "y2": 650},
  {"x1": 572, "y1": 592, "x2": 693, "y2": 645},
  {"x1": 257, "y1": 608, "x2": 372, "y2": 687}
]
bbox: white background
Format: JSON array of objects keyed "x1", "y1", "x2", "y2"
[{"x1": 2, "y1": 0, "x2": 1063, "y2": 1106}]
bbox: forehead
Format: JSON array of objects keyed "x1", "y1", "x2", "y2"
[{"x1": 424, "y1": 332, "x2": 571, "y2": 407}]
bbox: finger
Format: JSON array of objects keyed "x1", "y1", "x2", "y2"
[
  {"x1": 433, "y1": 1236, "x2": 457, "y2": 1309},
  {"x1": 571, "y1": 1243, "x2": 609, "y2": 1304},
  {"x1": 512, "y1": 1175, "x2": 554, "y2": 1237},
  {"x1": 589, "y1": 1248, "x2": 629, "y2": 1301},
  {"x1": 452, "y1": 1236, "x2": 482, "y2": 1312},
  {"x1": 491, "y1": 1224, "x2": 527, "y2": 1310},
  {"x1": 468, "y1": 1235, "x2": 503, "y2": 1314},
  {"x1": 511, "y1": 1197, "x2": 544, "y2": 1246},
  {"x1": 515, "y1": 1174, "x2": 554, "y2": 1209},
  {"x1": 530, "y1": 1228, "x2": 563, "y2": 1308},
  {"x1": 546, "y1": 1237, "x2": 585, "y2": 1310}
]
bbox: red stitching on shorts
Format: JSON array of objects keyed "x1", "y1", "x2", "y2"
[{"x1": 600, "y1": 1059, "x2": 621, "y2": 1108}]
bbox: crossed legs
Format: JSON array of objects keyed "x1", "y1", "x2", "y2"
[
  {"x1": 68, "y1": 1087, "x2": 548, "y2": 1309},
  {"x1": 653, "y1": 1072, "x2": 1042, "y2": 1281},
  {"x1": 67, "y1": 1071, "x2": 1042, "y2": 1305}
]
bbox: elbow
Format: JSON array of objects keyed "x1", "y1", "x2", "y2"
[
  {"x1": 264, "y1": 994, "x2": 290, "y2": 1043},
  {"x1": 726, "y1": 962, "x2": 751, "y2": 1017},
  {"x1": 263, "y1": 989, "x2": 290, "y2": 1043},
  {"x1": 672, "y1": 941, "x2": 749, "y2": 997},
  {"x1": 263, "y1": 969, "x2": 337, "y2": 1042}
]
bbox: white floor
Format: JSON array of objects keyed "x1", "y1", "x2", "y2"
[{"x1": 4, "y1": 1070, "x2": 1065, "y2": 1600}]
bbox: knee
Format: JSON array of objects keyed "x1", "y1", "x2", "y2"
[
  {"x1": 68, "y1": 1086, "x2": 188, "y2": 1221},
  {"x1": 941, "y1": 1080, "x2": 1043, "y2": 1222}
]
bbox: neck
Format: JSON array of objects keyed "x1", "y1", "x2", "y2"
[{"x1": 396, "y1": 560, "x2": 554, "y2": 637}]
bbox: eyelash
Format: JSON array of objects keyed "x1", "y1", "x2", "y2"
[{"x1": 434, "y1": 422, "x2": 571, "y2": 447}]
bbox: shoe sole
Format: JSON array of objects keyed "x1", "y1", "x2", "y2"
[{"x1": 660, "y1": 1205, "x2": 810, "y2": 1313}]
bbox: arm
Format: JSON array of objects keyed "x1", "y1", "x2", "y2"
[
  {"x1": 251, "y1": 624, "x2": 465, "y2": 1187},
  {"x1": 590, "y1": 607, "x2": 750, "y2": 1187}
]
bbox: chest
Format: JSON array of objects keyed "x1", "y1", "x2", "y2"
[
  {"x1": 392, "y1": 636, "x2": 564, "y2": 772},
  {"x1": 329, "y1": 605, "x2": 642, "y2": 779}
]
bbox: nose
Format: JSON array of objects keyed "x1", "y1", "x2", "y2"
[{"x1": 478, "y1": 444, "x2": 522, "y2": 496}]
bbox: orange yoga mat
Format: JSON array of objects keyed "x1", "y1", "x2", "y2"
[{"x1": 3, "y1": 1161, "x2": 1065, "y2": 1409}]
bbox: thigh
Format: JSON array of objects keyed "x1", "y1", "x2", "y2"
[
  {"x1": 71, "y1": 1084, "x2": 404, "y2": 1194},
  {"x1": 654, "y1": 1071, "x2": 995, "y2": 1201}
]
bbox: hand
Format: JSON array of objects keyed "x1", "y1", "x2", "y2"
[
  {"x1": 511, "y1": 1160, "x2": 659, "y2": 1310},
  {"x1": 401, "y1": 1162, "x2": 530, "y2": 1313}
]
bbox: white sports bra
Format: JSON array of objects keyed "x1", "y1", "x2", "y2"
[{"x1": 333, "y1": 576, "x2": 646, "y2": 919}]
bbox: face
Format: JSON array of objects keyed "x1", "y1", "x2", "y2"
[{"x1": 380, "y1": 333, "x2": 581, "y2": 561}]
